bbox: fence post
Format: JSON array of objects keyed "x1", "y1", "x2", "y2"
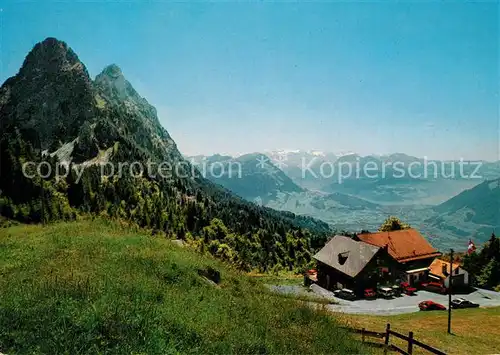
[
  {"x1": 407, "y1": 331, "x2": 414, "y2": 354},
  {"x1": 384, "y1": 323, "x2": 391, "y2": 355},
  {"x1": 361, "y1": 327, "x2": 365, "y2": 343}
]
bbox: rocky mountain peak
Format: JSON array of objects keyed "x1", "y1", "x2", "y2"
[
  {"x1": 19, "y1": 37, "x2": 87, "y2": 77},
  {"x1": 95, "y1": 64, "x2": 140, "y2": 103},
  {"x1": 0, "y1": 37, "x2": 96, "y2": 151},
  {"x1": 99, "y1": 64, "x2": 123, "y2": 79},
  {"x1": 92, "y1": 63, "x2": 177, "y2": 157}
]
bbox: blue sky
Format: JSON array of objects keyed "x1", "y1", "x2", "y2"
[{"x1": 1, "y1": 2, "x2": 498, "y2": 161}]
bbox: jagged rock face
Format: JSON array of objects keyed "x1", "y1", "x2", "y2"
[
  {"x1": 19, "y1": 37, "x2": 86, "y2": 77},
  {"x1": 0, "y1": 38, "x2": 97, "y2": 151},
  {"x1": 95, "y1": 64, "x2": 143, "y2": 103},
  {"x1": 94, "y1": 63, "x2": 180, "y2": 162},
  {"x1": 0, "y1": 37, "x2": 182, "y2": 166}
]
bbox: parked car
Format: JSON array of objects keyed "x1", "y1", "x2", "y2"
[
  {"x1": 377, "y1": 286, "x2": 394, "y2": 298},
  {"x1": 419, "y1": 300, "x2": 446, "y2": 311},
  {"x1": 333, "y1": 288, "x2": 356, "y2": 300},
  {"x1": 364, "y1": 288, "x2": 377, "y2": 299},
  {"x1": 451, "y1": 298, "x2": 479, "y2": 309},
  {"x1": 420, "y1": 281, "x2": 447, "y2": 294},
  {"x1": 400, "y1": 282, "x2": 417, "y2": 295},
  {"x1": 391, "y1": 285, "x2": 402, "y2": 297},
  {"x1": 405, "y1": 286, "x2": 417, "y2": 295}
]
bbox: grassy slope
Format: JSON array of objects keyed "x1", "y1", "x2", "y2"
[
  {"x1": 337, "y1": 307, "x2": 500, "y2": 354},
  {"x1": 0, "y1": 219, "x2": 363, "y2": 355}
]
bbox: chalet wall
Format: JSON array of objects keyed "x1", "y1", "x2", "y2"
[
  {"x1": 316, "y1": 256, "x2": 380, "y2": 296},
  {"x1": 444, "y1": 268, "x2": 469, "y2": 288}
]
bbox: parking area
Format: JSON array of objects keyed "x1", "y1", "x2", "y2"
[
  {"x1": 320, "y1": 285, "x2": 500, "y2": 315},
  {"x1": 270, "y1": 284, "x2": 500, "y2": 315}
]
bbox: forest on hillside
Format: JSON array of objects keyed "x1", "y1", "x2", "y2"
[{"x1": 0, "y1": 38, "x2": 331, "y2": 273}]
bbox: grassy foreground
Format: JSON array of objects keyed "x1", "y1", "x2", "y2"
[
  {"x1": 337, "y1": 306, "x2": 500, "y2": 354},
  {"x1": 0, "y1": 219, "x2": 364, "y2": 354}
]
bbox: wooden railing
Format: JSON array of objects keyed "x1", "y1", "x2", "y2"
[{"x1": 344, "y1": 323, "x2": 446, "y2": 355}]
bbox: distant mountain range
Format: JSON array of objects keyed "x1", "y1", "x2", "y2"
[
  {"x1": 188, "y1": 153, "x2": 303, "y2": 202},
  {"x1": 423, "y1": 178, "x2": 500, "y2": 246},
  {"x1": 191, "y1": 151, "x2": 500, "y2": 206},
  {"x1": 189, "y1": 152, "x2": 500, "y2": 250}
]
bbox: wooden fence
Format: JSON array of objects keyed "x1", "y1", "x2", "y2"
[{"x1": 344, "y1": 323, "x2": 447, "y2": 355}]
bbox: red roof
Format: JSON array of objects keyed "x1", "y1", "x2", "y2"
[
  {"x1": 429, "y1": 259, "x2": 461, "y2": 279},
  {"x1": 357, "y1": 229, "x2": 441, "y2": 263}
]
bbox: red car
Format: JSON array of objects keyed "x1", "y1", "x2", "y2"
[
  {"x1": 400, "y1": 282, "x2": 417, "y2": 295},
  {"x1": 419, "y1": 300, "x2": 446, "y2": 311},
  {"x1": 420, "y1": 281, "x2": 447, "y2": 294},
  {"x1": 405, "y1": 287, "x2": 417, "y2": 295},
  {"x1": 364, "y1": 288, "x2": 376, "y2": 299}
]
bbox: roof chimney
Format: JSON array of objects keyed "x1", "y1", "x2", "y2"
[{"x1": 338, "y1": 251, "x2": 349, "y2": 265}]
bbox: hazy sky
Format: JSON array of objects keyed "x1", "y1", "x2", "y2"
[{"x1": 1, "y1": 2, "x2": 499, "y2": 161}]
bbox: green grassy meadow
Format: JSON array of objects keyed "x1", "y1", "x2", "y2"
[
  {"x1": 338, "y1": 306, "x2": 500, "y2": 354},
  {"x1": 0, "y1": 219, "x2": 364, "y2": 354}
]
